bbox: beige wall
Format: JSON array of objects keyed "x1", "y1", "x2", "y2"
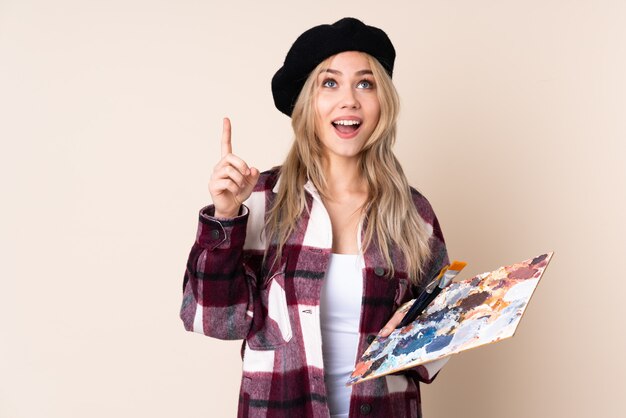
[{"x1": 2, "y1": 1, "x2": 624, "y2": 417}]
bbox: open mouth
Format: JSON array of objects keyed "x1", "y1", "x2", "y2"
[{"x1": 332, "y1": 119, "x2": 361, "y2": 137}]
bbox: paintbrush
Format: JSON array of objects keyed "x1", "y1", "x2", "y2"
[{"x1": 396, "y1": 261, "x2": 467, "y2": 329}]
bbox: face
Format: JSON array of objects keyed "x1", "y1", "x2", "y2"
[{"x1": 314, "y1": 51, "x2": 381, "y2": 162}]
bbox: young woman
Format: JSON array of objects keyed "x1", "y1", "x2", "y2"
[{"x1": 180, "y1": 17, "x2": 449, "y2": 418}]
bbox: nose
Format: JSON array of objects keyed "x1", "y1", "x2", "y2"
[{"x1": 340, "y1": 87, "x2": 360, "y2": 109}]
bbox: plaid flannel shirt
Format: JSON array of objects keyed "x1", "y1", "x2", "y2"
[{"x1": 180, "y1": 167, "x2": 449, "y2": 418}]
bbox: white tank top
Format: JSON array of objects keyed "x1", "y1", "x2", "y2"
[{"x1": 319, "y1": 253, "x2": 364, "y2": 418}]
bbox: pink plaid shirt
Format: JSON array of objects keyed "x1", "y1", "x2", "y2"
[{"x1": 180, "y1": 167, "x2": 449, "y2": 418}]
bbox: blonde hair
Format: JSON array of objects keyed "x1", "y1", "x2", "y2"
[{"x1": 264, "y1": 52, "x2": 432, "y2": 284}]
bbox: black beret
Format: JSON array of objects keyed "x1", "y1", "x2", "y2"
[{"x1": 271, "y1": 17, "x2": 396, "y2": 117}]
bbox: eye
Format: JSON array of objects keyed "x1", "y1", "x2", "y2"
[
  {"x1": 322, "y1": 78, "x2": 337, "y2": 88},
  {"x1": 357, "y1": 79, "x2": 374, "y2": 89}
]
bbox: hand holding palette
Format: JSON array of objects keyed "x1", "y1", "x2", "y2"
[{"x1": 348, "y1": 252, "x2": 553, "y2": 385}]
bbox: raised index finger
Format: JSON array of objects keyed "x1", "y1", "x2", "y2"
[{"x1": 221, "y1": 117, "x2": 232, "y2": 157}]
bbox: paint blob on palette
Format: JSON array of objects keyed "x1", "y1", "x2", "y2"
[{"x1": 348, "y1": 252, "x2": 553, "y2": 385}]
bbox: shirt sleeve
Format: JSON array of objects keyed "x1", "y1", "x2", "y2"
[{"x1": 179, "y1": 204, "x2": 258, "y2": 340}]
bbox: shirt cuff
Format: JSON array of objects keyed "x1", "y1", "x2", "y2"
[{"x1": 196, "y1": 204, "x2": 249, "y2": 250}]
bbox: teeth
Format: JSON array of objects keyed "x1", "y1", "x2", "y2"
[{"x1": 333, "y1": 120, "x2": 361, "y2": 126}]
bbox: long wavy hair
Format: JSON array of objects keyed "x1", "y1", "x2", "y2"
[{"x1": 264, "y1": 52, "x2": 432, "y2": 285}]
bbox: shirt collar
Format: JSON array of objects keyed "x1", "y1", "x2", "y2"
[{"x1": 272, "y1": 174, "x2": 322, "y2": 202}]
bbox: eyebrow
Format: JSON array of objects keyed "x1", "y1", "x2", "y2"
[{"x1": 319, "y1": 69, "x2": 373, "y2": 76}]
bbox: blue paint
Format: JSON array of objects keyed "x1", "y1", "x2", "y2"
[
  {"x1": 426, "y1": 334, "x2": 453, "y2": 353},
  {"x1": 424, "y1": 307, "x2": 449, "y2": 323},
  {"x1": 392, "y1": 326, "x2": 437, "y2": 356}
]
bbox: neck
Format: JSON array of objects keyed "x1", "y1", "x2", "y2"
[{"x1": 321, "y1": 155, "x2": 366, "y2": 195}]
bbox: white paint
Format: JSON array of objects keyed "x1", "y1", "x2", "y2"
[
  {"x1": 503, "y1": 278, "x2": 539, "y2": 302},
  {"x1": 450, "y1": 317, "x2": 484, "y2": 349},
  {"x1": 478, "y1": 313, "x2": 517, "y2": 342},
  {"x1": 444, "y1": 284, "x2": 472, "y2": 306}
]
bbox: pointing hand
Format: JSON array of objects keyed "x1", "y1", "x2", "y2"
[{"x1": 208, "y1": 118, "x2": 260, "y2": 218}]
